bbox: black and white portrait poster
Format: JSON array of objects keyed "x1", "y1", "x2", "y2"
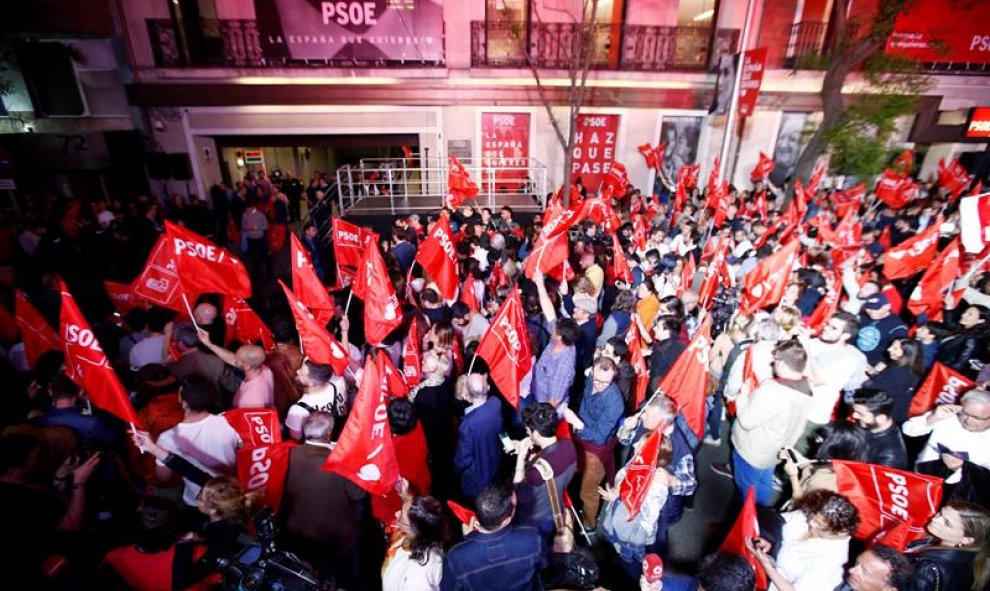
[
  {"x1": 773, "y1": 112, "x2": 820, "y2": 181},
  {"x1": 658, "y1": 115, "x2": 703, "y2": 182}
]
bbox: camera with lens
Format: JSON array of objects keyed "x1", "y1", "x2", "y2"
[{"x1": 214, "y1": 508, "x2": 331, "y2": 591}]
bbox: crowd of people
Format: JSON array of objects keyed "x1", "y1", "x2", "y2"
[{"x1": 3, "y1": 155, "x2": 990, "y2": 591}]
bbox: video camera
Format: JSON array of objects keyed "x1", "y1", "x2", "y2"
[{"x1": 214, "y1": 508, "x2": 331, "y2": 591}]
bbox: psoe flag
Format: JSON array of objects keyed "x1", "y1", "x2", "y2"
[{"x1": 960, "y1": 192, "x2": 990, "y2": 253}]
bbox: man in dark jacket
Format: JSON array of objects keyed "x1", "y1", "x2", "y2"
[
  {"x1": 453, "y1": 374, "x2": 504, "y2": 500},
  {"x1": 649, "y1": 315, "x2": 686, "y2": 393},
  {"x1": 852, "y1": 389, "x2": 908, "y2": 470},
  {"x1": 441, "y1": 484, "x2": 547, "y2": 591},
  {"x1": 280, "y1": 412, "x2": 367, "y2": 591}
]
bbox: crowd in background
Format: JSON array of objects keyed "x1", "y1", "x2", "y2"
[{"x1": 2, "y1": 156, "x2": 990, "y2": 591}]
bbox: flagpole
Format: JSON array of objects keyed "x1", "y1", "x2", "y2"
[
  {"x1": 467, "y1": 354, "x2": 477, "y2": 375},
  {"x1": 343, "y1": 290, "x2": 355, "y2": 318},
  {"x1": 717, "y1": 0, "x2": 756, "y2": 183},
  {"x1": 181, "y1": 293, "x2": 200, "y2": 331}
]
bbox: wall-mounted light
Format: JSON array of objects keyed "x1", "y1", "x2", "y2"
[{"x1": 235, "y1": 150, "x2": 245, "y2": 168}]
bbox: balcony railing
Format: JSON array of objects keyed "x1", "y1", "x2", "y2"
[
  {"x1": 471, "y1": 21, "x2": 739, "y2": 72},
  {"x1": 146, "y1": 19, "x2": 444, "y2": 68},
  {"x1": 784, "y1": 21, "x2": 829, "y2": 67}
]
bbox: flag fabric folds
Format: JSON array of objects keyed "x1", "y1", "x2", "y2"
[
  {"x1": 475, "y1": 289, "x2": 532, "y2": 409},
  {"x1": 60, "y1": 283, "x2": 139, "y2": 425},
  {"x1": 323, "y1": 356, "x2": 400, "y2": 495},
  {"x1": 164, "y1": 221, "x2": 251, "y2": 298}
]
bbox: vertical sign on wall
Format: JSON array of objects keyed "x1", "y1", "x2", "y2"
[
  {"x1": 571, "y1": 113, "x2": 621, "y2": 191},
  {"x1": 481, "y1": 112, "x2": 530, "y2": 192},
  {"x1": 737, "y1": 47, "x2": 768, "y2": 117}
]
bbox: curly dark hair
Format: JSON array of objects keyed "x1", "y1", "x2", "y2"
[
  {"x1": 795, "y1": 490, "x2": 860, "y2": 535},
  {"x1": 406, "y1": 496, "x2": 450, "y2": 565}
]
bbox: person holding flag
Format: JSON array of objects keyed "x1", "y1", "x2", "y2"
[{"x1": 616, "y1": 393, "x2": 698, "y2": 557}]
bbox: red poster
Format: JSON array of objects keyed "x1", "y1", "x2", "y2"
[
  {"x1": 571, "y1": 113, "x2": 621, "y2": 191},
  {"x1": 885, "y1": 0, "x2": 990, "y2": 64},
  {"x1": 481, "y1": 112, "x2": 530, "y2": 191},
  {"x1": 738, "y1": 47, "x2": 768, "y2": 117}
]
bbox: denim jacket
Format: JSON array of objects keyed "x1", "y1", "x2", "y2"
[{"x1": 440, "y1": 525, "x2": 548, "y2": 591}]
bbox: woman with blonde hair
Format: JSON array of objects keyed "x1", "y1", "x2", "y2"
[
  {"x1": 908, "y1": 501, "x2": 990, "y2": 591},
  {"x1": 411, "y1": 350, "x2": 462, "y2": 501},
  {"x1": 173, "y1": 477, "x2": 263, "y2": 588}
]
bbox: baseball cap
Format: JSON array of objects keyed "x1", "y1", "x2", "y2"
[
  {"x1": 862, "y1": 293, "x2": 890, "y2": 310},
  {"x1": 642, "y1": 554, "x2": 664, "y2": 583}
]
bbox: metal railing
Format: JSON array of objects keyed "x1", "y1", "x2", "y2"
[
  {"x1": 471, "y1": 21, "x2": 739, "y2": 72},
  {"x1": 146, "y1": 19, "x2": 445, "y2": 67},
  {"x1": 784, "y1": 21, "x2": 829, "y2": 67},
  {"x1": 334, "y1": 157, "x2": 548, "y2": 215}
]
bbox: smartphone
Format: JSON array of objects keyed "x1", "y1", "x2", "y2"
[
  {"x1": 499, "y1": 432, "x2": 515, "y2": 454},
  {"x1": 785, "y1": 448, "x2": 799, "y2": 464}
]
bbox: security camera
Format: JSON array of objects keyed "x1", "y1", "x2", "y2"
[{"x1": 152, "y1": 118, "x2": 165, "y2": 132}]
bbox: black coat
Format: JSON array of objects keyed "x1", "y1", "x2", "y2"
[{"x1": 907, "y1": 543, "x2": 983, "y2": 591}]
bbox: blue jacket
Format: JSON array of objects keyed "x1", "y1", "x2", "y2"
[
  {"x1": 440, "y1": 525, "x2": 547, "y2": 591},
  {"x1": 454, "y1": 397, "x2": 504, "y2": 498},
  {"x1": 392, "y1": 240, "x2": 416, "y2": 273},
  {"x1": 576, "y1": 382, "x2": 624, "y2": 446}
]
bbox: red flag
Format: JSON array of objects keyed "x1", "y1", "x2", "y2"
[
  {"x1": 541, "y1": 198, "x2": 582, "y2": 240},
  {"x1": 602, "y1": 162, "x2": 629, "y2": 196},
  {"x1": 238, "y1": 441, "x2": 294, "y2": 512},
  {"x1": 279, "y1": 281, "x2": 349, "y2": 376},
  {"x1": 698, "y1": 242, "x2": 730, "y2": 310},
  {"x1": 875, "y1": 169, "x2": 914, "y2": 210},
  {"x1": 625, "y1": 323, "x2": 649, "y2": 410},
  {"x1": 222, "y1": 297, "x2": 274, "y2": 351},
  {"x1": 870, "y1": 520, "x2": 914, "y2": 552},
  {"x1": 15, "y1": 290, "x2": 59, "y2": 368},
  {"x1": 524, "y1": 231, "x2": 570, "y2": 280},
  {"x1": 476, "y1": 289, "x2": 532, "y2": 409},
  {"x1": 223, "y1": 408, "x2": 282, "y2": 448},
  {"x1": 938, "y1": 158, "x2": 972, "y2": 198},
  {"x1": 706, "y1": 156, "x2": 721, "y2": 206},
  {"x1": 59, "y1": 284, "x2": 139, "y2": 425},
  {"x1": 878, "y1": 225, "x2": 893, "y2": 251},
  {"x1": 739, "y1": 240, "x2": 800, "y2": 314},
  {"x1": 833, "y1": 460, "x2": 942, "y2": 543},
  {"x1": 447, "y1": 500, "x2": 476, "y2": 526},
  {"x1": 460, "y1": 275, "x2": 480, "y2": 313},
  {"x1": 632, "y1": 215, "x2": 648, "y2": 252},
  {"x1": 638, "y1": 143, "x2": 665, "y2": 170},
  {"x1": 908, "y1": 362, "x2": 977, "y2": 417},
  {"x1": 618, "y1": 429, "x2": 663, "y2": 519},
  {"x1": 807, "y1": 273, "x2": 843, "y2": 335},
  {"x1": 447, "y1": 156, "x2": 479, "y2": 208},
  {"x1": 579, "y1": 196, "x2": 622, "y2": 234},
  {"x1": 104, "y1": 280, "x2": 145, "y2": 314},
  {"x1": 908, "y1": 238, "x2": 961, "y2": 321},
  {"x1": 290, "y1": 233, "x2": 334, "y2": 322},
  {"x1": 832, "y1": 184, "x2": 865, "y2": 219},
  {"x1": 353, "y1": 245, "x2": 403, "y2": 346},
  {"x1": 612, "y1": 234, "x2": 633, "y2": 284},
  {"x1": 720, "y1": 487, "x2": 768, "y2": 589},
  {"x1": 402, "y1": 319, "x2": 422, "y2": 387},
  {"x1": 323, "y1": 356, "x2": 400, "y2": 495},
  {"x1": 679, "y1": 163, "x2": 700, "y2": 189},
  {"x1": 659, "y1": 315, "x2": 712, "y2": 438},
  {"x1": 960, "y1": 192, "x2": 990, "y2": 253},
  {"x1": 132, "y1": 235, "x2": 186, "y2": 312},
  {"x1": 882, "y1": 221, "x2": 941, "y2": 280},
  {"x1": 753, "y1": 190, "x2": 769, "y2": 222},
  {"x1": 377, "y1": 349, "x2": 408, "y2": 399},
  {"x1": 750, "y1": 152, "x2": 775, "y2": 182},
  {"x1": 415, "y1": 212, "x2": 460, "y2": 300},
  {"x1": 679, "y1": 253, "x2": 696, "y2": 297},
  {"x1": 164, "y1": 222, "x2": 250, "y2": 298},
  {"x1": 893, "y1": 149, "x2": 914, "y2": 175},
  {"x1": 401, "y1": 144, "x2": 414, "y2": 164},
  {"x1": 332, "y1": 219, "x2": 379, "y2": 270}
]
